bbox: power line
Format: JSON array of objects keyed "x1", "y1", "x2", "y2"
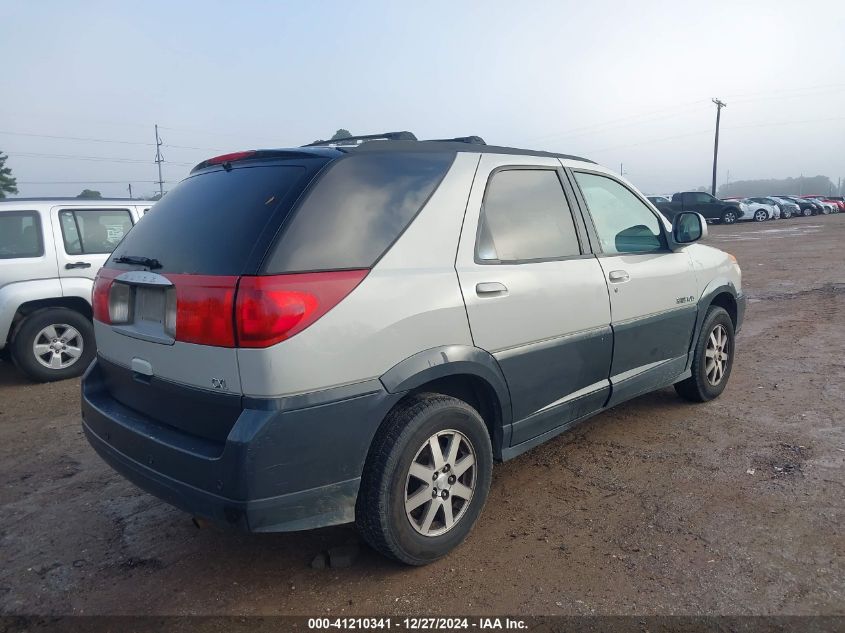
[
  {"x1": 0, "y1": 130, "x2": 224, "y2": 152},
  {"x1": 17, "y1": 180, "x2": 174, "y2": 184},
  {"x1": 526, "y1": 99, "x2": 711, "y2": 144},
  {"x1": 587, "y1": 114, "x2": 845, "y2": 155},
  {"x1": 722, "y1": 82, "x2": 845, "y2": 99},
  {"x1": 5, "y1": 150, "x2": 194, "y2": 167},
  {"x1": 0, "y1": 130, "x2": 155, "y2": 146}
]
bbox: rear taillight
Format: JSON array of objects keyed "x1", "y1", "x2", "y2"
[
  {"x1": 95, "y1": 269, "x2": 367, "y2": 348},
  {"x1": 92, "y1": 268, "x2": 121, "y2": 323},
  {"x1": 167, "y1": 275, "x2": 239, "y2": 347},
  {"x1": 109, "y1": 282, "x2": 133, "y2": 324},
  {"x1": 235, "y1": 270, "x2": 369, "y2": 348},
  {"x1": 207, "y1": 150, "x2": 255, "y2": 165}
]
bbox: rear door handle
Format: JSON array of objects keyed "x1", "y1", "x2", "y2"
[
  {"x1": 65, "y1": 262, "x2": 92, "y2": 269},
  {"x1": 608, "y1": 270, "x2": 630, "y2": 283},
  {"x1": 476, "y1": 282, "x2": 508, "y2": 296}
]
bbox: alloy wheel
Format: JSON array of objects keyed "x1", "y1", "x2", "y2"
[
  {"x1": 405, "y1": 429, "x2": 476, "y2": 537},
  {"x1": 705, "y1": 324, "x2": 730, "y2": 386},
  {"x1": 33, "y1": 324, "x2": 83, "y2": 370}
]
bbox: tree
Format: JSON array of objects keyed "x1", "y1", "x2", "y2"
[
  {"x1": 0, "y1": 150, "x2": 18, "y2": 199},
  {"x1": 330, "y1": 129, "x2": 352, "y2": 140},
  {"x1": 76, "y1": 189, "x2": 102, "y2": 199}
]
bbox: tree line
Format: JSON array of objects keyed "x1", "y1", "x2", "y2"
[{"x1": 717, "y1": 175, "x2": 839, "y2": 198}]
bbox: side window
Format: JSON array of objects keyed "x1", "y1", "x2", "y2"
[
  {"x1": 58, "y1": 209, "x2": 134, "y2": 255},
  {"x1": 0, "y1": 211, "x2": 44, "y2": 259},
  {"x1": 573, "y1": 172, "x2": 666, "y2": 255},
  {"x1": 477, "y1": 169, "x2": 580, "y2": 263}
]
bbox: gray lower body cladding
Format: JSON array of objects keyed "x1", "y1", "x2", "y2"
[{"x1": 81, "y1": 358, "x2": 402, "y2": 532}]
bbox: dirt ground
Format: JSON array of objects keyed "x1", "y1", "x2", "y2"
[{"x1": 1, "y1": 215, "x2": 843, "y2": 617}]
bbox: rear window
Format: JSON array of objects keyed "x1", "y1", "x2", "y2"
[
  {"x1": 0, "y1": 211, "x2": 43, "y2": 259},
  {"x1": 109, "y1": 164, "x2": 313, "y2": 275},
  {"x1": 265, "y1": 152, "x2": 455, "y2": 273}
]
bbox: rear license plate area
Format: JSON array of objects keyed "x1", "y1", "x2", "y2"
[{"x1": 135, "y1": 286, "x2": 166, "y2": 325}]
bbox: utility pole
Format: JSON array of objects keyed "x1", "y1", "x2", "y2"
[
  {"x1": 154, "y1": 124, "x2": 164, "y2": 198},
  {"x1": 711, "y1": 98, "x2": 726, "y2": 196}
]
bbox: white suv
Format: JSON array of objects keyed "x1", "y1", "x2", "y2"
[
  {"x1": 0, "y1": 198, "x2": 149, "y2": 381},
  {"x1": 80, "y1": 133, "x2": 745, "y2": 564}
]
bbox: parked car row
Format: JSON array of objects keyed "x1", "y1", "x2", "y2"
[{"x1": 648, "y1": 192, "x2": 842, "y2": 224}]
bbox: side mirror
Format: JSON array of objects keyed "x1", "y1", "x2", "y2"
[{"x1": 672, "y1": 212, "x2": 707, "y2": 245}]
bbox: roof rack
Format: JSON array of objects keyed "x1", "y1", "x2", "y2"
[
  {"x1": 302, "y1": 131, "x2": 417, "y2": 147},
  {"x1": 424, "y1": 136, "x2": 486, "y2": 145}
]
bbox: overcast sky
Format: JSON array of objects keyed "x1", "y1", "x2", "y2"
[{"x1": 2, "y1": 0, "x2": 843, "y2": 198}]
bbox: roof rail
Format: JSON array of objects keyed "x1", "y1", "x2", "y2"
[
  {"x1": 424, "y1": 136, "x2": 486, "y2": 145},
  {"x1": 302, "y1": 131, "x2": 417, "y2": 147}
]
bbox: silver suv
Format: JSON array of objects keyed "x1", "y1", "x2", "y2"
[
  {"x1": 0, "y1": 199, "x2": 149, "y2": 381},
  {"x1": 81, "y1": 133, "x2": 745, "y2": 564}
]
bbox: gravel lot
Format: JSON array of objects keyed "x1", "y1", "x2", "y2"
[{"x1": 1, "y1": 216, "x2": 843, "y2": 617}]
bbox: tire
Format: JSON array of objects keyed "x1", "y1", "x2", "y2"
[
  {"x1": 802, "y1": 207, "x2": 813, "y2": 217},
  {"x1": 821, "y1": 206, "x2": 830, "y2": 215},
  {"x1": 675, "y1": 306, "x2": 735, "y2": 402},
  {"x1": 753, "y1": 209, "x2": 768, "y2": 222},
  {"x1": 781, "y1": 208, "x2": 792, "y2": 219},
  {"x1": 10, "y1": 308, "x2": 95, "y2": 382},
  {"x1": 356, "y1": 393, "x2": 493, "y2": 565},
  {"x1": 721, "y1": 209, "x2": 738, "y2": 224}
]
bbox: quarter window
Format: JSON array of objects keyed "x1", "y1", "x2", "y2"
[
  {"x1": 266, "y1": 153, "x2": 454, "y2": 273},
  {"x1": 59, "y1": 209, "x2": 134, "y2": 255},
  {"x1": 574, "y1": 172, "x2": 666, "y2": 255},
  {"x1": 477, "y1": 169, "x2": 580, "y2": 262},
  {"x1": 0, "y1": 211, "x2": 43, "y2": 259}
]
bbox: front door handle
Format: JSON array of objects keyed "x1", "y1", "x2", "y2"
[
  {"x1": 476, "y1": 282, "x2": 508, "y2": 296},
  {"x1": 65, "y1": 262, "x2": 92, "y2": 269},
  {"x1": 608, "y1": 270, "x2": 630, "y2": 283}
]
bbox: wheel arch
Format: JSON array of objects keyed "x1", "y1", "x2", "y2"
[
  {"x1": 7, "y1": 296, "x2": 93, "y2": 347},
  {"x1": 379, "y1": 346, "x2": 513, "y2": 459},
  {"x1": 709, "y1": 290, "x2": 738, "y2": 327},
  {"x1": 686, "y1": 280, "x2": 741, "y2": 372}
]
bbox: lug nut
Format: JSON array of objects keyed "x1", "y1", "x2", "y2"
[
  {"x1": 448, "y1": 475, "x2": 456, "y2": 485},
  {"x1": 432, "y1": 472, "x2": 438, "y2": 481},
  {"x1": 431, "y1": 488, "x2": 439, "y2": 498},
  {"x1": 443, "y1": 464, "x2": 451, "y2": 473},
  {"x1": 441, "y1": 490, "x2": 449, "y2": 499}
]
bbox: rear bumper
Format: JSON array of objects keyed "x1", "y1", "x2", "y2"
[{"x1": 81, "y1": 358, "x2": 401, "y2": 532}]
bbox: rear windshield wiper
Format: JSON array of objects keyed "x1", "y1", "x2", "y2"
[{"x1": 113, "y1": 255, "x2": 162, "y2": 269}]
